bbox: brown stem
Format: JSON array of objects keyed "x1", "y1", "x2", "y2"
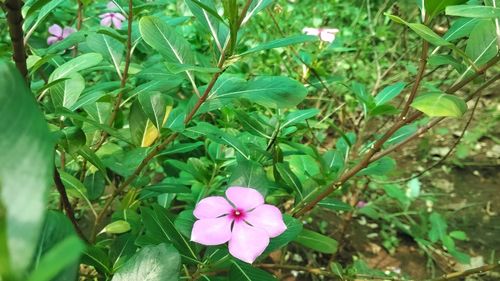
[
  {"x1": 400, "y1": 40, "x2": 428, "y2": 118},
  {"x1": 53, "y1": 167, "x2": 88, "y2": 242},
  {"x1": 257, "y1": 263, "x2": 338, "y2": 278},
  {"x1": 5, "y1": 0, "x2": 28, "y2": 81},
  {"x1": 371, "y1": 72, "x2": 500, "y2": 163},
  {"x1": 293, "y1": 50, "x2": 499, "y2": 218},
  {"x1": 93, "y1": 0, "x2": 134, "y2": 151},
  {"x1": 428, "y1": 262, "x2": 500, "y2": 281}
]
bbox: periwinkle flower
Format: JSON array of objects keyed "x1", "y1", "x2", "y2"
[
  {"x1": 99, "y1": 1, "x2": 126, "y2": 29},
  {"x1": 191, "y1": 186, "x2": 287, "y2": 263},
  {"x1": 356, "y1": 200, "x2": 367, "y2": 208},
  {"x1": 47, "y1": 24, "x2": 75, "y2": 45},
  {"x1": 302, "y1": 27, "x2": 340, "y2": 43}
]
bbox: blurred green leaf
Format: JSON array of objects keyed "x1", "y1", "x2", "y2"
[
  {"x1": 229, "y1": 260, "x2": 277, "y2": 281},
  {"x1": 446, "y1": 5, "x2": 500, "y2": 18},
  {"x1": 0, "y1": 62, "x2": 54, "y2": 275}
]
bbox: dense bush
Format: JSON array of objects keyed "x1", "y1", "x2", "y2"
[{"x1": 0, "y1": 0, "x2": 499, "y2": 280}]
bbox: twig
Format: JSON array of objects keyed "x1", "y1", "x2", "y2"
[
  {"x1": 257, "y1": 263, "x2": 338, "y2": 278},
  {"x1": 93, "y1": 0, "x2": 134, "y2": 151},
  {"x1": 427, "y1": 262, "x2": 500, "y2": 281},
  {"x1": 5, "y1": 0, "x2": 28, "y2": 81},
  {"x1": 292, "y1": 53, "x2": 499, "y2": 217},
  {"x1": 378, "y1": 95, "x2": 481, "y2": 184},
  {"x1": 293, "y1": 38, "x2": 430, "y2": 217},
  {"x1": 371, "y1": 72, "x2": 500, "y2": 163},
  {"x1": 53, "y1": 167, "x2": 88, "y2": 243},
  {"x1": 400, "y1": 40, "x2": 428, "y2": 118}
]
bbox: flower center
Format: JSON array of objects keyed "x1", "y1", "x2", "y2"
[{"x1": 229, "y1": 208, "x2": 246, "y2": 222}]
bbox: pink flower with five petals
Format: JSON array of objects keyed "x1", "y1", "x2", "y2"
[
  {"x1": 302, "y1": 27, "x2": 340, "y2": 43},
  {"x1": 47, "y1": 24, "x2": 75, "y2": 45},
  {"x1": 99, "y1": 1, "x2": 126, "y2": 29},
  {"x1": 191, "y1": 186, "x2": 287, "y2": 263}
]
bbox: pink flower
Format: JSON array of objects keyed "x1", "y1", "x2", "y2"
[
  {"x1": 356, "y1": 201, "x2": 367, "y2": 208},
  {"x1": 99, "y1": 2, "x2": 126, "y2": 29},
  {"x1": 47, "y1": 24, "x2": 75, "y2": 45},
  {"x1": 191, "y1": 186, "x2": 287, "y2": 263},
  {"x1": 302, "y1": 27, "x2": 340, "y2": 43}
]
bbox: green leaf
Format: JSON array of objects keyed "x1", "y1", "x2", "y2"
[
  {"x1": 86, "y1": 33, "x2": 124, "y2": 76},
  {"x1": 205, "y1": 75, "x2": 308, "y2": 109},
  {"x1": 158, "y1": 142, "x2": 204, "y2": 156},
  {"x1": 425, "y1": 0, "x2": 467, "y2": 19},
  {"x1": 465, "y1": 19, "x2": 498, "y2": 70},
  {"x1": 240, "y1": 35, "x2": 317, "y2": 56},
  {"x1": 444, "y1": 18, "x2": 480, "y2": 42},
  {"x1": 31, "y1": 211, "x2": 80, "y2": 281},
  {"x1": 229, "y1": 260, "x2": 277, "y2": 281},
  {"x1": 26, "y1": 236, "x2": 85, "y2": 281},
  {"x1": 294, "y1": 229, "x2": 338, "y2": 254},
  {"x1": 82, "y1": 246, "x2": 112, "y2": 275},
  {"x1": 241, "y1": 0, "x2": 273, "y2": 25},
  {"x1": 387, "y1": 15, "x2": 452, "y2": 46},
  {"x1": 429, "y1": 212, "x2": 447, "y2": 243},
  {"x1": 185, "y1": 0, "x2": 229, "y2": 52},
  {"x1": 357, "y1": 157, "x2": 396, "y2": 176},
  {"x1": 275, "y1": 162, "x2": 304, "y2": 199},
  {"x1": 112, "y1": 244, "x2": 181, "y2": 281},
  {"x1": 185, "y1": 122, "x2": 250, "y2": 159},
  {"x1": 449, "y1": 230, "x2": 469, "y2": 241},
  {"x1": 0, "y1": 62, "x2": 54, "y2": 274},
  {"x1": 408, "y1": 23, "x2": 453, "y2": 46},
  {"x1": 446, "y1": 5, "x2": 500, "y2": 18},
  {"x1": 174, "y1": 210, "x2": 196, "y2": 238},
  {"x1": 50, "y1": 72, "x2": 86, "y2": 109},
  {"x1": 141, "y1": 205, "x2": 198, "y2": 263},
  {"x1": 374, "y1": 82, "x2": 406, "y2": 105},
  {"x1": 318, "y1": 198, "x2": 353, "y2": 211},
  {"x1": 228, "y1": 158, "x2": 271, "y2": 194},
  {"x1": 101, "y1": 220, "x2": 131, "y2": 235},
  {"x1": 282, "y1": 109, "x2": 319, "y2": 127},
  {"x1": 138, "y1": 92, "x2": 173, "y2": 131},
  {"x1": 129, "y1": 99, "x2": 160, "y2": 147},
  {"x1": 411, "y1": 92, "x2": 467, "y2": 117},
  {"x1": 49, "y1": 53, "x2": 103, "y2": 82},
  {"x1": 83, "y1": 172, "x2": 105, "y2": 201},
  {"x1": 139, "y1": 16, "x2": 197, "y2": 84}
]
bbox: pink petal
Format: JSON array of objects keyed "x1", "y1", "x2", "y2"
[
  {"x1": 228, "y1": 222, "x2": 269, "y2": 263},
  {"x1": 100, "y1": 16, "x2": 112, "y2": 27},
  {"x1": 323, "y1": 28, "x2": 340, "y2": 34},
  {"x1": 114, "y1": 13, "x2": 126, "y2": 21},
  {"x1": 245, "y1": 204, "x2": 287, "y2": 238},
  {"x1": 225, "y1": 187, "x2": 264, "y2": 211},
  {"x1": 302, "y1": 27, "x2": 320, "y2": 36},
  {"x1": 191, "y1": 217, "x2": 232, "y2": 246},
  {"x1": 99, "y1": 13, "x2": 111, "y2": 18},
  {"x1": 47, "y1": 36, "x2": 59, "y2": 45},
  {"x1": 48, "y1": 24, "x2": 62, "y2": 36},
  {"x1": 62, "y1": 27, "x2": 75, "y2": 38},
  {"x1": 111, "y1": 17, "x2": 123, "y2": 29},
  {"x1": 319, "y1": 31, "x2": 336, "y2": 43},
  {"x1": 193, "y1": 196, "x2": 233, "y2": 219}
]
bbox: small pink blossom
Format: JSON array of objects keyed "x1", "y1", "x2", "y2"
[
  {"x1": 302, "y1": 27, "x2": 340, "y2": 43},
  {"x1": 99, "y1": 2, "x2": 126, "y2": 29},
  {"x1": 47, "y1": 24, "x2": 75, "y2": 45},
  {"x1": 356, "y1": 200, "x2": 367, "y2": 208},
  {"x1": 191, "y1": 186, "x2": 287, "y2": 263}
]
